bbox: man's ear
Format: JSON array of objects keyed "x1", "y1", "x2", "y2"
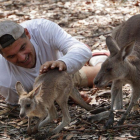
[
  {"x1": 15, "y1": 81, "x2": 27, "y2": 96},
  {"x1": 24, "y1": 28, "x2": 31, "y2": 39}
]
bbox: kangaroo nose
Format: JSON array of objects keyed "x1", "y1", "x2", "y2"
[
  {"x1": 94, "y1": 80, "x2": 98, "y2": 85},
  {"x1": 19, "y1": 113, "x2": 25, "y2": 119}
]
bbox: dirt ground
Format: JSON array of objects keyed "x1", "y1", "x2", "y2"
[{"x1": 0, "y1": 0, "x2": 140, "y2": 139}]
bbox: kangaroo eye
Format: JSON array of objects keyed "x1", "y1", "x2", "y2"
[
  {"x1": 26, "y1": 104, "x2": 31, "y2": 108},
  {"x1": 106, "y1": 67, "x2": 112, "y2": 71}
]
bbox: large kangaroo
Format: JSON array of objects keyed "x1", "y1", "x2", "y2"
[
  {"x1": 94, "y1": 14, "x2": 140, "y2": 128},
  {"x1": 16, "y1": 69, "x2": 92, "y2": 135}
]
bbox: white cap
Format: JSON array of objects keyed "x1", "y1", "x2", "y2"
[{"x1": 0, "y1": 20, "x2": 24, "y2": 49}]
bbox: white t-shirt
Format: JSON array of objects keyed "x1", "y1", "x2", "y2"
[{"x1": 0, "y1": 19, "x2": 92, "y2": 104}]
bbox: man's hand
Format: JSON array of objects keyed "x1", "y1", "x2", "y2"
[{"x1": 39, "y1": 60, "x2": 67, "y2": 74}]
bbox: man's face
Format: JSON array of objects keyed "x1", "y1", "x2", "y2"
[{"x1": 1, "y1": 30, "x2": 36, "y2": 68}]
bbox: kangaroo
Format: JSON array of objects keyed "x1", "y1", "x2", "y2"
[
  {"x1": 94, "y1": 14, "x2": 140, "y2": 128},
  {"x1": 16, "y1": 69, "x2": 92, "y2": 135}
]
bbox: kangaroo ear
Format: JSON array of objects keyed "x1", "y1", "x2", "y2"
[
  {"x1": 32, "y1": 84, "x2": 42, "y2": 98},
  {"x1": 15, "y1": 81, "x2": 26, "y2": 96},
  {"x1": 120, "y1": 40, "x2": 135, "y2": 60},
  {"x1": 106, "y1": 36, "x2": 120, "y2": 57}
]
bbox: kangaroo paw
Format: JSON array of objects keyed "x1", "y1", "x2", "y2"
[
  {"x1": 32, "y1": 127, "x2": 38, "y2": 134},
  {"x1": 27, "y1": 128, "x2": 32, "y2": 136},
  {"x1": 117, "y1": 117, "x2": 125, "y2": 125},
  {"x1": 104, "y1": 112, "x2": 114, "y2": 129},
  {"x1": 52, "y1": 129, "x2": 60, "y2": 135},
  {"x1": 104, "y1": 119, "x2": 114, "y2": 129}
]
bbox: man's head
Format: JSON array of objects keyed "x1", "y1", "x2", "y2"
[{"x1": 0, "y1": 20, "x2": 36, "y2": 68}]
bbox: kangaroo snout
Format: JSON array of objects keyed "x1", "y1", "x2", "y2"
[
  {"x1": 93, "y1": 79, "x2": 99, "y2": 86},
  {"x1": 94, "y1": 76, "x2": 111, "y2": 88},
  {"x1": 94, "y1": 76, "x2": 104, "y2": 88},
  {"x1": 19, "y1": 113, "x2": 26, "y2": 119}
]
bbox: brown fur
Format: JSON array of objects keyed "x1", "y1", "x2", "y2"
[
  {"x1": 16, "y1": 69, "x2": 92, "y2": 135},
  {"x1": 94, "y1": 14, "x2": 140, "y2": 128}
]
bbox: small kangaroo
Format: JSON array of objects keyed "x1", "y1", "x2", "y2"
[
  {"x1": 16, "y1": 69, "x2": 92, "y2": 135},
  {"x1": 94, "y1": 14, "x2": 140, "y2": 128}
]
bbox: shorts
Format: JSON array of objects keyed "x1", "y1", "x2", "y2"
[{"x1": 73, "y1": 69, "x2": 88, "y2": 88}]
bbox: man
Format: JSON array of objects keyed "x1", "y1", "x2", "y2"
[{"x1": 0, "y1": 19, "x2": 108, "y2": 105}]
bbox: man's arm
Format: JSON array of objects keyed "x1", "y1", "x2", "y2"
[{"x1": 34, "y1": 19, "x2": 92, "y2": 74}]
